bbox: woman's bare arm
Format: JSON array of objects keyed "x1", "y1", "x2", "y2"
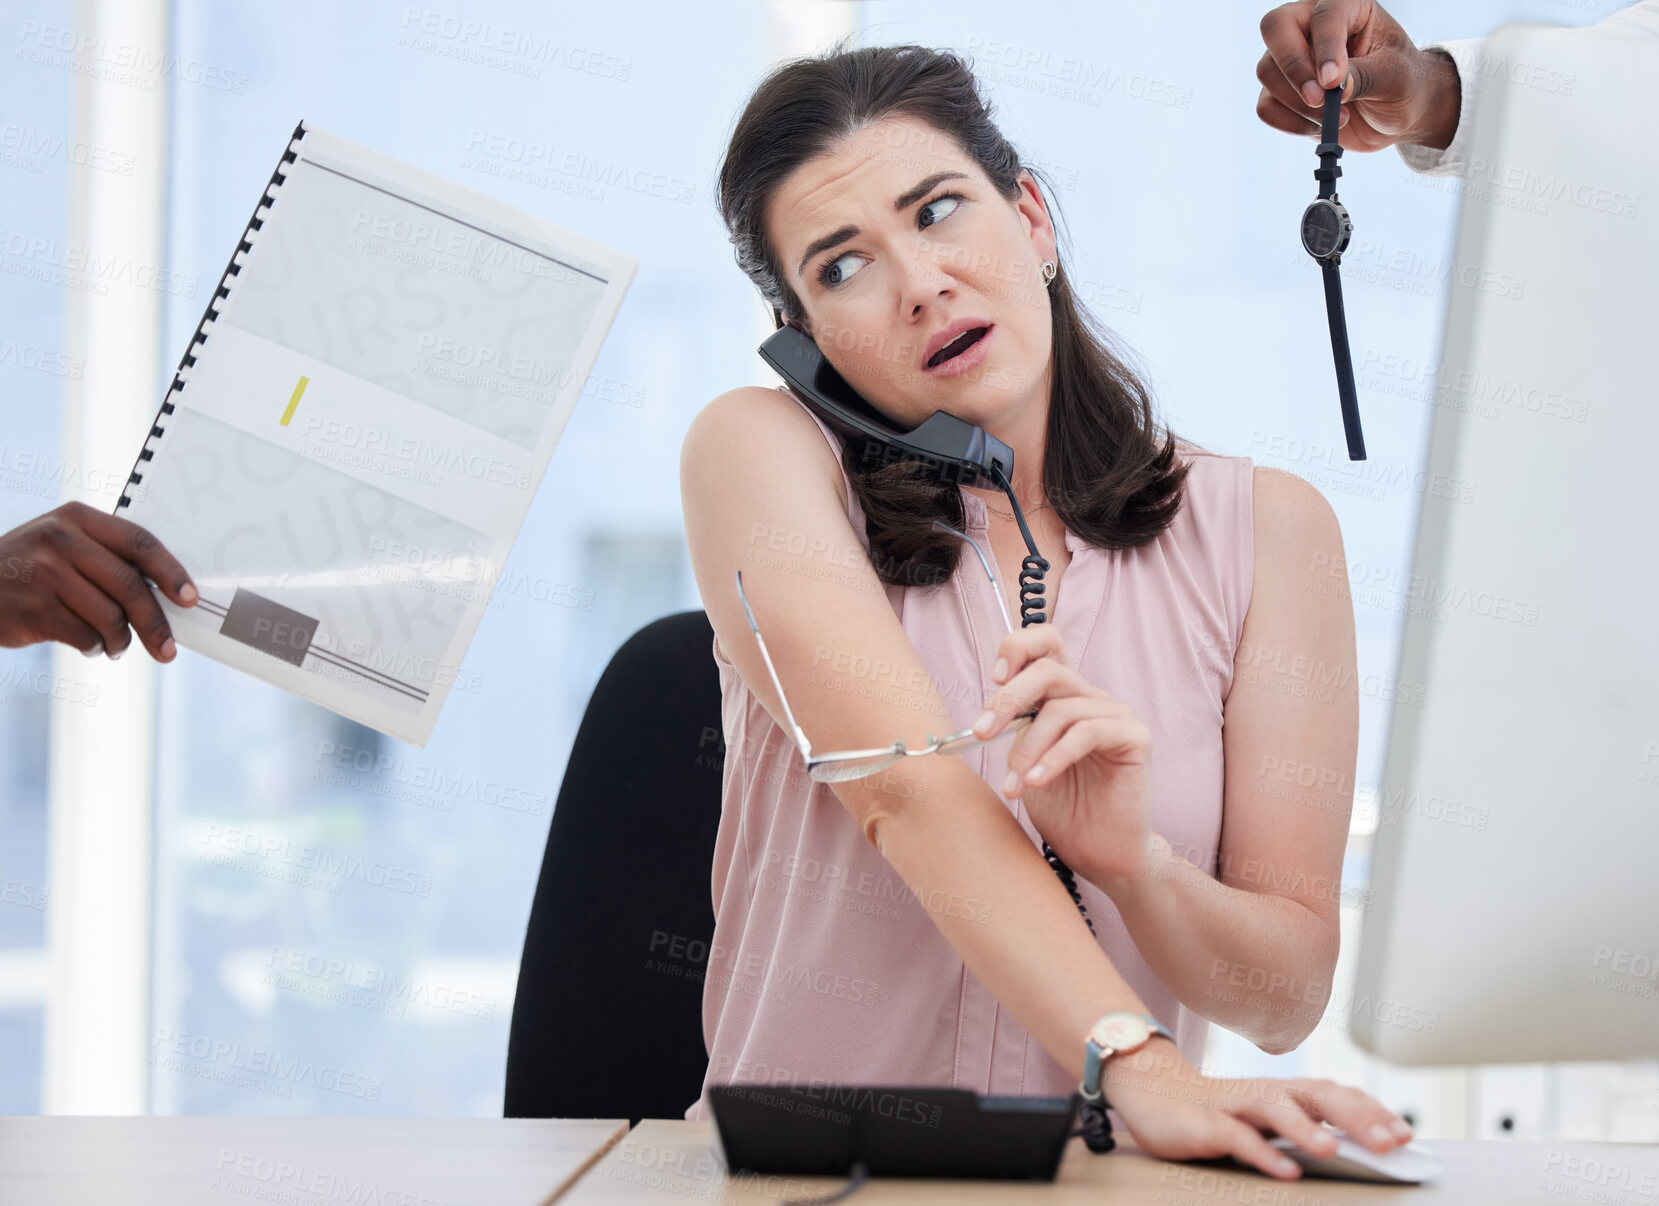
[{"x1": 1089, "y1": 466, "x2": 1358, "y2": 1053}]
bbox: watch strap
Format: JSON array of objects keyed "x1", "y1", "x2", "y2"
[
  {"x1": 1319, "y1": 258, "x2": 1367, "y2": 460},
  {"x1": 1077, "y1": 1014, "x2": 1172, "y2": 1156},
  {"x1": 1080, "y1": 1015, "x2": 1174, "y2": 1103},
  {"x1": 1315, "y1": 86, "x2": 1343, "y2": 199}
]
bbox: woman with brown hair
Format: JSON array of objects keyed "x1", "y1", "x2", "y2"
[{"x1": 679, "y1": 40, "x2": 1411, "y2": 1179}]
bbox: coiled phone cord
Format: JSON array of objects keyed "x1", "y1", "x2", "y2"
[{"x1": 988, "y1": 466, "x2": 1094, "y2": 935}]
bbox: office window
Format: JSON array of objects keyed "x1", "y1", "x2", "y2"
[
  {"x1": 0, "y1": 0, "x2": 73, "y2": 1114},
  {"x1": 573, "y1": 532, "x2": 687, "y2": 696}
]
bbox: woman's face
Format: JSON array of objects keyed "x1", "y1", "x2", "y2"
[{"x1": 765, "y1": 114, "x2": 1058, "y2": 431}]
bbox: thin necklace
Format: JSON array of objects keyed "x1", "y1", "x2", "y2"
[{"x1": 984, "y1": 497, "x2": 1053, "y2": 521}]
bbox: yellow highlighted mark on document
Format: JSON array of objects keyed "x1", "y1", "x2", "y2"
[{"x1": 279, "y1": 375, "x2": 310, "y2": 426}]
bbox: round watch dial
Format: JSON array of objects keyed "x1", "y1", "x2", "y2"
[
  {"x1": 1090, "y1": 1011, "x2": 1153, "y2": 1053},
  {"x1": 1301, "y1": 198, "x2": 1352, "y2": 261}
]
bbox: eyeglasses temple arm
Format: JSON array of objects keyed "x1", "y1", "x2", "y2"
[
  {"x1": 734, "y1": 570, "x2": 814, "y2": 758},
  {"x1": 932, "y1": 519, "x2": 1016, "y2": 635}
]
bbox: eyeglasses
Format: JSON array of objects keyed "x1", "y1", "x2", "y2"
[{"x1": 734, "y1": 518, "x2": 1038, "y2": 783}]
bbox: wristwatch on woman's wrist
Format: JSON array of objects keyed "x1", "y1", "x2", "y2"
[{"x1": 1076, "y1": 1011, "x2": 1175, "y2": 1154}]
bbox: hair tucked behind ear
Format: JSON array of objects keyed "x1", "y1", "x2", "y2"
[{"x1": 715, "y1": 39, "x2": 1189, "y2": 588}]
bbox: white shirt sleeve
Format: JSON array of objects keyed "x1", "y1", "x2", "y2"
[
  {"x1": 1396, "y1": 3, "x2": 1659, "y2": 177},
  {"x1": 1395, "y1": 39, "x2": 1484, "y2": 178}
]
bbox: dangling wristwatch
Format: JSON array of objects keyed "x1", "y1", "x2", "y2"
[
  {"x1": 1077, "y1": 1010, "x2": 1175, "y2": 1154},
  {"x1": 1300, "y1": 84, "x2": 1367, "y2": 461}
]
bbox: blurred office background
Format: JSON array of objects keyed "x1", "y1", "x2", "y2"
[{"x1": 1, "y1": 0, "x2": 1652, "y2": 1138}]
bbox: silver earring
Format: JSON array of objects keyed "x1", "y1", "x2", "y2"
[{"x1": 1041, "y1": 260, "x2": 1057, "y2": 286}]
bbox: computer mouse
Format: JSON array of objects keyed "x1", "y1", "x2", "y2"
[{"x1": 1268, "y1": 1133, "x2": 1445, "y2": 1184}]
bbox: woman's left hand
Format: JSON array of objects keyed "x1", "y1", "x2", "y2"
[{"x1": 973, "y1": 625, "x2": 1154, "y2": 889}]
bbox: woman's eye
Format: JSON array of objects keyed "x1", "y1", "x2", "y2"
[
  {"x1": 816, "y1": 192, "x2": 964, "y2": 288},
  {"x1": 918, "y1": 193, "x2": 961, "y2": 229},
  {"x1": 819, "y1": 253, "x2": 865, "y2": 288}
]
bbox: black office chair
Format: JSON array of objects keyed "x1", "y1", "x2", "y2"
[{"x1": 504, "y1": 609, "x2": 727, "y2": 1123}]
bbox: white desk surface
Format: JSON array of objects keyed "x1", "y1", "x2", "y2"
[
  {"x1": 0, "y1": 1115, "x2": 628, "y2": 1206},
  {"x1": 560, "y1": 1118, "x2": 1659, "y2": 1205}
]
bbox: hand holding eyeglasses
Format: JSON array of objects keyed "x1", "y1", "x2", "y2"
[{"x1": 974, "y1": 623, "x2": 1154, "y2": 891}]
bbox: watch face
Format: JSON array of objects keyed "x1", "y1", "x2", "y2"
[
  {"x1": 1090, "y1": 1012, "x2": 1152, "y2": 1053},
  {"x1": 1300, "y1": 200, "x2": 1350, "y2": 260}
]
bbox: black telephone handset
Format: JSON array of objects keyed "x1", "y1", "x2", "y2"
[
  {"x1": 758, "y1": 323, "x2": 1055, "y2": 625},
  {"x1": 757, "y1": 322, "x2": 1095, "y2": 934},
  {"x1": 758, "y1": 322, "x2": 1017, "y2": 492}
]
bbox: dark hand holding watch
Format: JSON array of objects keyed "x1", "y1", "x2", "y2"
[
  {"x1": 1300, "y1": 85, "x2": 1367, "y2": 461},
  {"x1": 1077, "y1": 1010, "x2": 1175, "y2": 1154}
]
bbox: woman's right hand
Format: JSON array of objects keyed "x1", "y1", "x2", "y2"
[{"x1": 1103, "y1": 1037, "x2": 1415, "y2": 1180}]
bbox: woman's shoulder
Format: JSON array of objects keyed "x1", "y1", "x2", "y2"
[
  {"x1": 686, "y1": 385, "x2": 841, "y2": 460},
  {"x1": 680, "y1": 384, "x2": 858, "y2": 531},
  {"x1": 683, "y1": 385, "x2": 846, "y2": 481},
  {"x1": 1170, "y1": 438, "x2": 1331, "y2": 528},
  {"x1": 687, "y1": 383, "x2": 815, "y2": 434}
]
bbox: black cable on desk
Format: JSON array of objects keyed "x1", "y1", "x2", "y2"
[{"x1": 782, "y1": 1159, "x2": 870, "y2": 1204}]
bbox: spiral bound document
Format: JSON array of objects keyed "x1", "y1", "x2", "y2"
[{"x1": 116, "y1": 121, "x2": 636, "y2": 746}]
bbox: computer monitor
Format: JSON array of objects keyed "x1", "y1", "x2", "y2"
[{"x1": 1352, "y1": 17, "x2": 1659, "y2": 1064}]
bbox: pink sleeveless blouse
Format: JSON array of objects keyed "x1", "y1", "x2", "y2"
[{"x1": 685, "y1": 389, "x2": 1255, "y2": 1119}]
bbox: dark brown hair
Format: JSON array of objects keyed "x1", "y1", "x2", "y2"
[{"x1": 715, "y1": 40, "x2": 1190, "y2": 587}]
